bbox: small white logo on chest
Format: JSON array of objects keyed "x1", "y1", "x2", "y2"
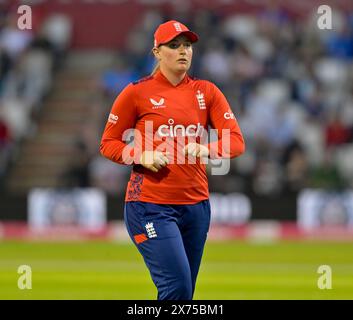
[
  {"x1": 196, "y1": 90, "x2": 206, "y2": 109},
  {"x1": 145, "y1": 222, "x2": 157, "y2": 238},
  {"x1": 150, "y1": 98, "x2": 166, "y2": 109}
]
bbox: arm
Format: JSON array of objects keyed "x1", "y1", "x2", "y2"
[
  {"x1": 100, "y1": 84, "x2": 169, "y2": 171},
  {"x1": 100, "y1": 84, "x2": 137, "y2": 165},
  {"x1": 207, "y1": 83, "x2": 245, "y2": 159}
]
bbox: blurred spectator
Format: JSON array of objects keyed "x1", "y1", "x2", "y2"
[
  {"x1": 40, "y1": 13, "x2": 72, "y2": 64},
  {"x1": 200, "y1": 39, "x2": 232, "y2": 86},
  {"x1": 335, "y1": 145, "x2": 353, "y2": 188},
  {"x1": 2, "y1": 45, "x2": 53, "y2": 107},
  {"x1": 230, "y1": 45, "x2": 264, "y2": 82},
  {"x1": 60, "y1": 139, "x2": 91, "y2": 188},
  {"x1": 0, "y1": 14, "x2": 33, "y2": 62},
  {"x1": 0, "y1": 114, "x2": 11, "y2": 176},
  {"x1": 308, "y1": 150, "x2": 346, "y2": 190},
  {"x1": 101, "y1": 53, "x2": 139, "y2": 99},
  {"x1": 0, "y1": 115, "x2": 10, "y2": 146},
  {"x1": 252, "y1": 158, "x2": 283, "y2": 196},
  {"x1": 0, "y1": 98, "x2": 31, "y2": 140},
  {"x1": 325, "y1": 25, "x2": 353, "y2": 60},
  {"x1": 282, "y1": 141, "x2": 309, "y2": 192},
  {"x1": 0, "y1": 9, "x2": 70, "y2": 184},
  {"x1": 0, "y1": 48, "x2": 11, "y2": 92},
  {"x1": 325, "y1": 110, "x2": 352, "y2": 148}
]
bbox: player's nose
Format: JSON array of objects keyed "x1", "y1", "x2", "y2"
[{"x1": 178, "y1": 44, "x2": 188, "y2": 52}]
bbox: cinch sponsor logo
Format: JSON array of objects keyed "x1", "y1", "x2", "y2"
[
  {"x1": 224, "y1": 111, "x2": 235, "y2": 120},
  {"x1": 108, "y1": 113, "x2": 118, "y2": 124},
  {"x1": 157, "y1": 118, "x2": 204, "y2": 137}
]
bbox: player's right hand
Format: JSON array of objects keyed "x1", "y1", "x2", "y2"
[{"x1": 139, "y1": 151, "x2": 169, "y2": 173}]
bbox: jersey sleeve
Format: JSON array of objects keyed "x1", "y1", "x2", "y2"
[
  {"x1": 207, "y1": 82, "x2": 245, "y2": 159},
  {"x1": 100, "y1": 83, "x2": 137, "y2": 165}
]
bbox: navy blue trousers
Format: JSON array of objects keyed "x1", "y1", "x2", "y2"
[{"x1": 124, "y1": 200, "x2": 211, "y2": 300}]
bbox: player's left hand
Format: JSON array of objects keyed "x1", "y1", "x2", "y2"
[{"x1": 183, "y1": 143, "x2": 209, "y2": 158}]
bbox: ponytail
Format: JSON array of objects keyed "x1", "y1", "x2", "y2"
[
  {"x1": 150, "y1": 46, "x2": 161, "y2": 76},
  {"x1": 151, "y1": 60, "x2": 160, "y2": 76}
]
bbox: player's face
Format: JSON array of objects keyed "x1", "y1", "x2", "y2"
[{"x1": 157, "y1": 35, "x2": 193, "y2": 74}]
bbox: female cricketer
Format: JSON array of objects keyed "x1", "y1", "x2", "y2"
[{"x1": 100, "y1": 20, "x2": 245, "y2": 300}]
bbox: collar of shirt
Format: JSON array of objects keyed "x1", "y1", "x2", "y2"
[{"x1": 154, "y1": 70, "x2": 190, "y2": 87}]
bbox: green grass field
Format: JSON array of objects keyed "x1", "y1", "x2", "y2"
[{"x1": 1, "y1": 240, "x2": 353, "y2": 299}]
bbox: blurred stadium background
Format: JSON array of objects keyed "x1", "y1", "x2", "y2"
[{"x1": 1, "y1": 0, "x2": 353, "y2": 299}]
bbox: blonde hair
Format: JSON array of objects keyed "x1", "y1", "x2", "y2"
[
  {"x1": 151, "y1": 60, "x2": 160, "y2": 76},
  {"x1": 151, "y1": 46, "x2": 160, "y2": 75}
]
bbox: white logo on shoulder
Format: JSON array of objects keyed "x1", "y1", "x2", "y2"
[
  {"x1": 224, "y1": 111, "x2": 235, "y2": 120},
  {"x1": 150, "y1": 98, "x2": 166, "y2": 109},
  {"x1": 196, "y1": 90, "x2": 206, "y2": 110},
  {"x1": 173, "y1": 23, "x2": 182, "y2": 31},
  {"x1": 108, "y1": 113, "x2": 118, "y2": 124},
  {"x1": 145, "y1": 222, "x2": 157, "y2": 238}
]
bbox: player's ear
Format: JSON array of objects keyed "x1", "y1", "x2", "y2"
[{"x1": 152, "y1": 47, "x2": 161, "y2": 60}]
